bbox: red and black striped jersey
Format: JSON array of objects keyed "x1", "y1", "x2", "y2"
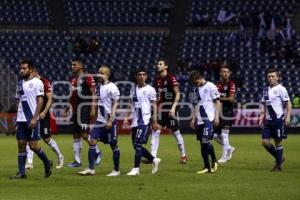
[
  {"x1": 155, "y1": 73, "x2": 178, "y2": 110},
  {"x1": 70, "y1": 74, "x2": 95, "y2": 112},
  {"x1": 216, "y1": 80, "x2": 236, "y2": 112}
]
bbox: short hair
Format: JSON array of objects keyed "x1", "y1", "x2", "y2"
[
  {"x1": 100, "y1": 65, "x2": 111, "y2": 77},
  {"x1": 267, "y1": 68, "x2": 280, "y2": 76},
  {"x1": 72, "y1": 57, "x2": 85, "y2": 66},
  {"x1": 190, "y1": 70, "x2": 203, "y2": 81},
  {"x1": 220, "y1": 65, "x2": 231, "y2": 71},
  {"x1": 20, "y1": 59, "x2": 35, "y2": 69},
  {"x1": 135, "y1": 67, "x2": 148, "y2": 75},
  {"x1": 158, "y1": 58, "x2": 168, "y2": 66}
]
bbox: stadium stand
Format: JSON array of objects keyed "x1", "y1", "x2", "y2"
[
  {"x1": 188, "y1": 0, "x2": 298, "y2": 26},
  {"x1": 64, "y1": 0, "x2": 173, "y2": 26},
  {"x1": 0, "y1": 0, "x2": 50, "y2": 25}
]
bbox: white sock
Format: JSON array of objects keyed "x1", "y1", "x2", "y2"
[
  {"x1": 173, "y1": 130, "x2": 186, "y2": 157},
  {"x1": 73, "y1": 139, "x2": 82, "y2": 163},
  {"x1": 221, "y1": 129, "x2": 230, "y2": 157},
  {"x1": 47, "y1": 138, "x2": 63, "y2": 159},
  {"x1": 26, "y1": 144, "x2": 34, "y2": 164},
  {"x1": 95, "y1": 145, "x2": 100, "y2": 154},
  {"x1": 151, "y1": 130, "x2": 161, "y2": 157}
]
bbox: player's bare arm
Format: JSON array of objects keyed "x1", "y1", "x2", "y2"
[
  {"x1": 124, "y1": 99, "x2": 133, "y2": 126},
  {"x1": 259, "y1": 104, "x2": 266, "y2": 128},
  {"x1": 213, "y1": 99, "x2": 220, "y2": 126},
  {"x1": 190, "y1": 104, "x2": 197, "y2": 129},
  {"x1": 40, "y1": 91, "x2": 52, "y2": 119},
  {"x1": 151, "y1": 100, "x2": 159, "y2": 130},
  {"x1": 170, "y1": 85, "x2": 180, "y2": 118},
  {"x1": 107, "y1": 99, "x2": 118, "y2": 129},
  {"x1": 30, "y1": 96, "x2": 44, "y2": 128},
  {"x1": 90, "y1": 87, "x2": 97, "y2": 119},
  {"x1": 285, "y1": 100, "x2": 292, "y2": 126}
]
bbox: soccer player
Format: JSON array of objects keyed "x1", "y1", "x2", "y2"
[
  {"x1": 259, "y1": 68, "x2": 291, "y2": 172},
  {"x1": 63, "y1": 58, "x2": 101, "y2": 167},
  {"x1": 25, "y1": 67, "x2": 64, "y2": 169},
  {"x1": 214, "y1": 65, "x2": 236, "y2": 163},
  {"x1": 190, "y1": 70, "x2": 220, "y2": 174},
  {"x1": 146, "y1": 58, "x2": 187, "y2": 164},
  {"x1": 78, "y1": 66, "x2": 121, "y2": 176},
  {"x1": 125, "y1": 68, "x2": 161, "y2": 176},
  {"x1": 11, "y1": 59, "x2": 53, "y2": 179}
]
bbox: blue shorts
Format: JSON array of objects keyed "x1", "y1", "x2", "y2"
[
  {"x1": 196, "y1": 121, "x2": 214, "y2": 142},
  {"x1": 131, "y1": 124, "x2": 150, "y2": 145},
  {"x1": 262, "y1": 118, "x2": 287, "y2": 140},
  {"x1": 16, "y1": 121, "x2": 41, "y2": 141},
  {"x1": 90, "y1": 121, "x2": 118, "y2": 145}
]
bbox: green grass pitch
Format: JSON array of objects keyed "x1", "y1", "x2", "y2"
[{"x1": 0, "y1": 134, "x2": 299, "y2": 200}]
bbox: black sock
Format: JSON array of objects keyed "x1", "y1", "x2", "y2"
[
  {"x1": 208, "y1": 143, "x2": 217, "y2": 163},
  {"x1": 142, "y1": 147, "x2": 154, "y2": 162},
  {"x1": 264, "y1": 144, "x2": 277, "y2": 159},
  {"x1": 134, "y1": 145, "x2": 142, "y2": 168},
  {"x1": 113, "y1": 148, "x2": 120, "y2": 171},
  {"x1": 34, "y1": 148, "x2": 50, "y2": 167},
  {"x1": 201, "y1": 143, "x2": 210, "y2": 169}
]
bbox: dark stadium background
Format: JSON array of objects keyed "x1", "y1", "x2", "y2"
[{"x1": 1, "y1": 0, "x2": 300, "y2": 135}]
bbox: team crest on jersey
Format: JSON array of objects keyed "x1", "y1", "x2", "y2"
[
  {"x1": 29, "y1": 83, "x2": 33, "y2": 88},
  {"x1": 204, "y1": 89, "x2": 208, "y2": 93},
  {"x1": 143, "y1": 91, "x2": 147, "y2": 95},
  {"x1": 274, "y1": 90, "x2": 278, "y2": 95}
]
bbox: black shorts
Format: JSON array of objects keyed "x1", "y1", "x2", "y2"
[
  {"x1": 158, "y1": 111, "x2": 179, "y2": 131},
  {"x1": 131, "y1": 125, "x2": 151, "y2": 145},
  {"x1": 215, "y1": 111, "x2": 234, "y2": 134},
  {"x1": 91, "y1": 121, "x2": 118, "y2": 146},
  {"x1": 40, "y1": 112, "x2": 51, "y2": 139},
  {"x1": 72, "y1": 106, "x2": 91, "y2": 134}
]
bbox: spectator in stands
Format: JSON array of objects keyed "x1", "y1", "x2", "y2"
[
  {"x1": 192, "y1": 10, "x2": 210, "y2": 28},
  {"x1": 292, "y1": 94, "x2": 300, "y2": 108},
  {"x1": 73, "y1": 36, "x2": 87, "y2": 53},
  {"x1": 86, "y1": 39, "x2": 100, "y2": 53},
  {"x1": 176, "y1": 61, "x2": 189, "y2": 86},
  {"x1": 217, "y1": 8, "x2": 235, "y2": 24}
]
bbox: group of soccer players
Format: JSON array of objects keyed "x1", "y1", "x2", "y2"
[{"x1": 11, "y1": 57, "x2": 291, "y2": 179}]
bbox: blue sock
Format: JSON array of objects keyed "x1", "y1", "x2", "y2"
[
  {"x1": 264, "y1": 144, "x2": 277, "y2": 159},
  {"x1": 134, "y1": 144, "x2": 142, "y2": 168},
  {"x1": 142, "y1": 147, "x2": 154, "y2": 161},
  {"x1": 201, "y1": 143, "x2": 210, "y2": 169},
  {"x1": 276, "y1": 145, "x2": 283, "y2": 166},
  {"x1": 18, "y1": 152, "x2": 27, "y2": 175},
  {"x1": 88, "y1": 145, "x2": 96, "y2": 170},
  {"x1": 208, "y1": 143, "x2": 217, "y2": 163},
  {"x1": 34, "y1": 148, "x2": 49, "y2": 166},
  {"x1": 113, "y1": 148, "x2": 120, "y2": 171}
]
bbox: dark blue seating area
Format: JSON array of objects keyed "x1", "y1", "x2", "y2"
[
  {"x1": 180, "y1": 31, "x2": 300, "y2": 103},
  {"x1": 0, "y1": 30, "x2": 167, "y2": 98},
  {"x1": 64, "y1": 0, "x2": 171, "y2": 26},
  {"x1": 0, "y1": 0, "x2": 50, "y2": 25},
  {"x1": 188, "y1": 0, "x2": 298, "y2": 26}
]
